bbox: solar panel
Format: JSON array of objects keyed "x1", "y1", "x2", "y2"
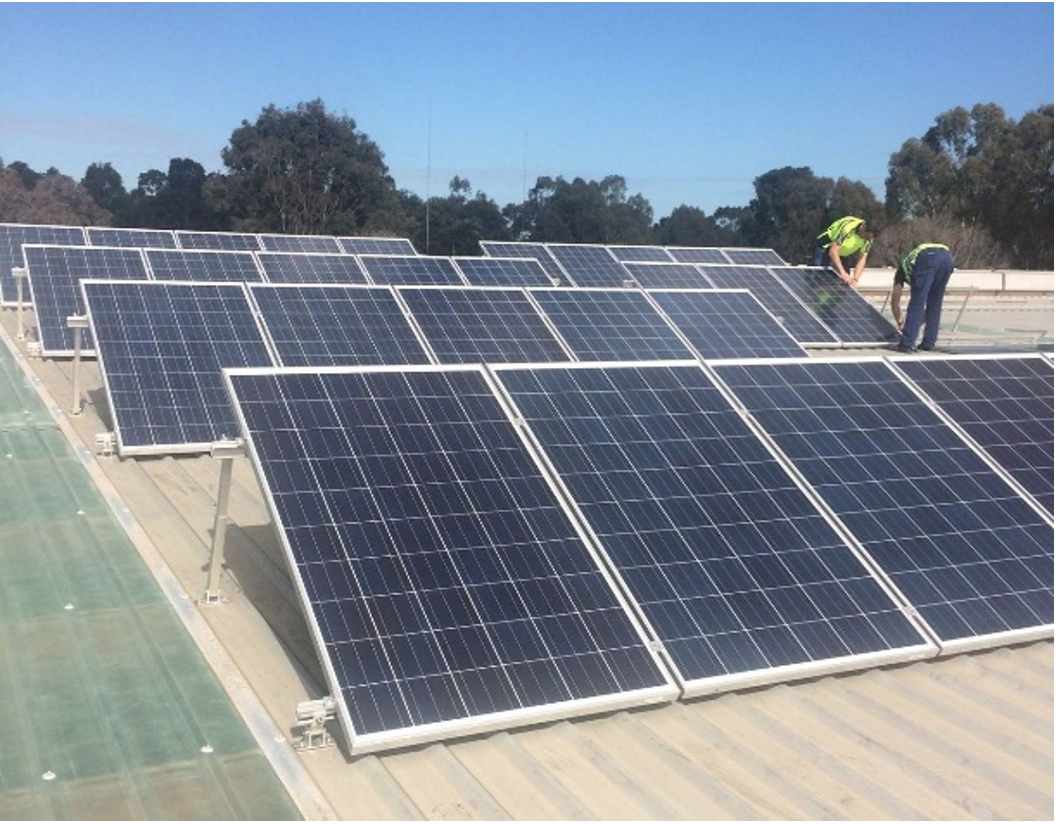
[
  {"x1": 248, "y1": 284, "x2": 431, "y2": 367},
  {"x1": 699, "y1": 265, "x2": 839, "y2": 346},
  {"x1": 769, "y1": 266, "x2": 898, "y2": 346},
  {"x1": 722, "y1": 248, "x2": 786, "y2": 266},
  {"x1": 86, "y1": 227, "x2": 177, "y2": 248},
  {"x1": 622, "y1": 262, "x2": 711, "y2": 289},
  {"x1": 712, "y1": 358, "x2": 1054, "y2": 651},
  {"x1": 82, "y1": 280, "x2": 274, "y2": 454},
  {"x1": 452, "y1": 257, "x2": 556, "y2": 287},
  {"x1": 337, "y1": 236, "x2": 417, "y2": 255},
  {"x1": 892, "y1": 354, "x2": 1054, "y2": 514},
  {"x1": 0, "y1": 223, "x2": 85, "y2": 305},
  {"x1": 480, "y1": 241, "x2": 570, "y2": 285},
  {"x1": 175, "y1": 231, "x2": 263, "y2": 251},
  {"x1": 397, "y1": 286, "x2": 571, "y2": 364},
  {"x1": 646, "y1": 289, "x2": 807, "y2": 359},
  {"x1": 256, "y1": 252, "x2": 368, "y2": 285},
  {"x1": 529, "y1": 288, "x2": 696, "y2": 362},
  {"x1": 24, "y1": 245, "x2": 149, "y2": 356},
  {"x1": 359, "y1": 254, "x2": 464, "y2": 286},
  {"x1": 607, "y1": 246, "x2": 674, "y2": 262},
  {"x1": 223, "y1": 365, "x2": 677, "y2": 753},
  {"x1": 493, "y1": 362, "x2": 933, "y2": 693},
  {"x1": 258, "y1": 234, "x2": 342, "y2": 253},
  {"x1": 666, "y1": 247, "x2": 731, "y2": 265},
  {"x1": 545, "y1": 244, "x2": 631, "y2": 288},
  {"x1": 144, "y1": 249, "x2": 264, "y2": 282}
]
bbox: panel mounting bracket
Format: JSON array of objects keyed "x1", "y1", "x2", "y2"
[
  {"x1": 202, "y1": 437, "x2": 245, "y2": 604},
  {"x1": 293, "y1": 697, "x2": 338, "y2": 751}
]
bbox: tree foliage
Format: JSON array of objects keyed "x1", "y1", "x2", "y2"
[
  {"x1": 406, "y1": 177, "x2": 510, "y2": 256},
  {"x1": 885, "y1": 103, "x2": 1053, "y2": 268},
  {"x1": 0, "y1": 162, "x2": 108, "y2": 225},
  {"x1": 507, "y1": 175, "x2": 653, "y2": 244},
  {"x1": 218, "y1": 98, "x2": 405, "y2": 236}
]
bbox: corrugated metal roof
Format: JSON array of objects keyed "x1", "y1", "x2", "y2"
[{"x1": 1, "y1": 294, "x2": 1052, "y2": 820}]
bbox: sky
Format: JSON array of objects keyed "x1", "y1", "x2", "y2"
[{"x1": 2, "y1": 2, "x2": 1053, "y2": 218}]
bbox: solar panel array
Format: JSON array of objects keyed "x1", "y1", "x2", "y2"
[
  {"x1": 494, "y1": 362, "x2": 932, "y2": 692},
  {"x1": 607, "y1": 245, "x2": 674, "y2": 262},
  {"x1": 396, "y1": 287, "x2": 571, "y2": 364},
  {"x1": 144, "y1": 249, "x2": 265, "y2": 283},
  {"x1": 700, "y1": 265, "x2": 839, "y2": 346},
  {"x1": 25, "y1": 245, "x2": 149, "y2": 355},
  {"x1": 256, "y1": 252, "x2": 369, "y2": 285},
  {"x1": 529, "y1": 288, "x2": 695, "y2": 361},
  {"x1": 175, "y1": 231, "x2": 263, "y2": 251},
  {"x1": 0, "y1": 223, "x2": 85, "y2": 304},
  {"x1": 892, "y1": 354, "x2": 1055, "y2": 514},
  {"x1": 621, "y1": 262, "x2": 709, "y2": 289},
  {"x1": 546, "y1": 244, "x2": 632, "y2": 288},
  {"x1": 646, "y1": 290, "x2": 807, "y2": 359},
  {"x1": 82, "y1": 280, "x2": 274, "y2": 454},
  {"x1": 712, "y1": 359, "x2": 1053, "y2": 650},
  {"x1": 667, "y1": 247, "x2": 732, "y2": 265},
  {"x1": 225, "y1": 365, "x2": 677, "y2": 753},
  {"x1": 359, "y1": 255, "x2": 464, "y2": 285},
  {"x1": 480, "y1": 241, "x2": 569, "y2": 285},
  {"x1": 723, "y1": 248, "x2": 786, "y2": 266},
  {"x1": 86, "y1": 227, "x2": 177, "y2": 249},
  {"x1": 338, "y1": 236, "x2": 416, "y2": 255},
  {"x1": 452, "y1": 257, "x2": 555, "y2": 287},
  {"x1": 248, "y1": 284, "x2": 431, "y2": 368},
  {"x1": 769, "y1": 266, "x2": 899, "y2": 345},
  {"x1": 258, "y1": 233, "x2": 342, "y2": 253}
]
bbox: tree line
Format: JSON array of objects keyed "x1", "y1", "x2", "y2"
[{"x1": 1, "y1": 98, "x2": 1052, "y2": 269}]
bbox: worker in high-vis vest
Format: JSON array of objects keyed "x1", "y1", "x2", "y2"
[
  {"x1": 813, "y1": 216, "x2": 873, "y2": 286},
  {"x1": 890, "y1": 243, "x2": 955, "y2": 352}
]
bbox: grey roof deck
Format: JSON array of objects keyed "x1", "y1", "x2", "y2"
[{"x1": 0, "y1": 289, "x2": 1052, "y2": 820}]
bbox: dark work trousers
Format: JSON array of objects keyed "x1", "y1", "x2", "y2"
[{"x1": 899, "y1": 247, "x2": 955, "y2": 350}]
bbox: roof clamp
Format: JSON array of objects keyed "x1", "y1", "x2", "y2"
[
  {"x1": 202, "y1": 438, "x2": 245, "y2": 604},
  {"x1": 95, "y1": 432, "x2": 117, "y2": 457},
  {"x1": 293, "y1": 697, "x2": 338, "y2": 751},
  {"x1": 25, "y1": 341, "x2": 42, "y2": 359}
]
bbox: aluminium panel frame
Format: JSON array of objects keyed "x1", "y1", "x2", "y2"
[
  {"x1": 487, "y1": 358, "x2": 938, "y2": 698},
  {"x1": 82, "y1": 278, "x2": 277, "y2": 458},
  {"x1": 706, "y1": 354, "x2": 1055, "y2": 656},
  {"x1": 222, "y1": 362, "x2": 680, "y2": 755}
]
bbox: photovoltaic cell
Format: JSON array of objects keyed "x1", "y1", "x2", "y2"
[
  {"x1": 480, "y1": 241, "x2": 569, "y2": 285},
  {"x1": 359, "y1": 255, "x2": 464, "y2": 286},
  {"x1": 666, "y1": 247, "x2": 731, "y2": 265},
  {"x1": 722, "y1": 248, "x2": 786, "y2": 266},
  {"x1": 646, "y1": 289, "x2": 806, "y2": 359},
  {"x1": 82, "y1": 280, "x2": 274, "y2": 454},
  {"x1": 621, "y1": 262, "x2": 711, "y2": 289},
  {"x1": 453, "y1": 257, "x2": 555, "y2": 287},
  {"x1": 494, "y1": 362, "x2": 931, "y2": 692},
  {"x1": 545, "y1": 244, "x2": 630, "y2": 288},
  {"x1": 175, "y1": 231, "x2": 263, "y2": 251},
  {"x1": 397, "y1": 287, "x2": 571, "y2": 364},
  {"x1": 338, "y1": 237, "x2": 417, "y2": 255},
  {"x1": 893, "y1": 355, "x2": 1054, "y2": 514},
  {"x1": 224, "y1": 365, "x2": 676, "y2": 753},
  {"x1": 256, "y1": 252, "x2": 368, "y2": 285},
  {"x1": 769, "y1": 266, "x2": 898, "y2": 345},
  {"x1": 712, "y1": 359, "x2": 1054, "y2": 649},
  {"x1": 249, "y1": 284, "x2": 431, "y2": 367},
  {"x1": 0, "y1": 223, "x2": 85, "y2": 305},
  {"x1": 24, "y1": 245, "x2": 149, "y2": 355},
  {"x1": 607, "y1": 246, "x2": 674, "y2": 262},
  {"x1": 86, "y1": 227, "x2": 177, "y2": 248},
  {"x1": 258, "y1": 234, "x2": 342, "y2": 253},
  {"x1": 530, "y1": 288, "x2": 695, "y2": 362},
  {"x1": 144, "y1": 249, "x2": 264, "y2": 282},
  {"x1": 699, "y1": 265, "x2": 839, "y2": 346}
]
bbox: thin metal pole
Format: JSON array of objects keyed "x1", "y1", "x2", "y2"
[
  {"x1": 952, "y1": 286, "x2": 975, "y2": 334},
  {"x1": 68, "y1": 316, "x2": 88, "y2": 416},
  {"x1": 14, "y1": 267, "x2": 25, "y2": 340},
  {"x1": 204, "y1": 455, "x2": 235, "y2": 602}
]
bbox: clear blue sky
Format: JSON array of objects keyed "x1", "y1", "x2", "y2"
[{"x1": 3, "y1": 2, "x2": 1053, "y2": 218}]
